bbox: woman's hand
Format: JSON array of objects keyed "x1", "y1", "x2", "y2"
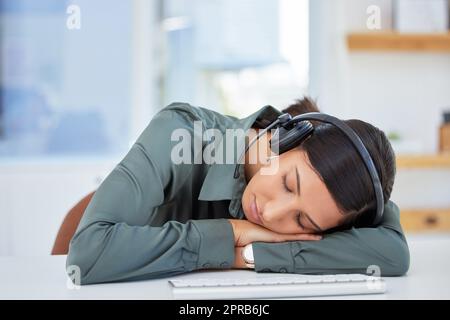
[{"x1": 228, "y1": 219, "x2": 322, "y2": 247}]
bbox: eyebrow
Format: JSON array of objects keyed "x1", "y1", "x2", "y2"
[
  {"x1": 295, "y1": 167, "x2": 300, "y2": 196},
  {"x1": 295, "y1": 167, "x2": 324, "y2": 233}
]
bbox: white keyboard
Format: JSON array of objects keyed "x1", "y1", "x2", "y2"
[{"x1": 169, "y1": 273, "x2": 386, "y2": 299}]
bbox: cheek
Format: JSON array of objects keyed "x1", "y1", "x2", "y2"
[
  {"x1": 242, "y1": 178, "x2": 258, "y2": 214},
  {"x1": 264, "y1": 216, "x2": 298, "y2": 234},
  {"x1": 245, "y1": 173, "x2": 266, "y2": 196},
  {"x1": 253, "y1": 173, "x2": 278, "y2": 191}
]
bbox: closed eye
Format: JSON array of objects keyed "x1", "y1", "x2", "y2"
[{"x1": 282, "y1": 174, "x2": 291, "y2": 193}]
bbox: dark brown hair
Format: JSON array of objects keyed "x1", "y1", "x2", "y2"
[{"x1": 281, "y1": 97, "x2": 396, "y2": 229}]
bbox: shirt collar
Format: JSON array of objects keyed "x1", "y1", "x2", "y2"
[{"x1": 198, "y1": 105, "x2": 282, "y2": 218}]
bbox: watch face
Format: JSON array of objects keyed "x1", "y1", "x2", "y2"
[{"x1": 243, "y1": 245, "x2": 254, "y2": 264}]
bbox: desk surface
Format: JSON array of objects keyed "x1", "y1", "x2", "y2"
[{"x1": 1, "y1": 234, "x2": 450, "y2": 300}]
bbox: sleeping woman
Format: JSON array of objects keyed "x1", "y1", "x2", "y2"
[{"x1": 66, "y1": 97, "x2": 410, "y2": 284}]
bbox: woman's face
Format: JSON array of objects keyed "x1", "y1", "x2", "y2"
[{"x1": 241, "y1": 148, "x2": 344, "y2": 234}]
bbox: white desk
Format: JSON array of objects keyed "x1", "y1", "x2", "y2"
[{"x1": 1, "y1": 234, "x2": 449, "y2": 299}]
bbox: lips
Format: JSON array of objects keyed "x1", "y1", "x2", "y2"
[{"x1": 250, "y1": 195, "x2": 262, "y2": 224}]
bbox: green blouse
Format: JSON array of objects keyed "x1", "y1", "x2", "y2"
[{"x1": 66, "y1": 102, "x2": 410, "y2": 284}]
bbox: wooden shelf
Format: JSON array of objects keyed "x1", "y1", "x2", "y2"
[
  {"x1": 347, "y1": 32, "x2": 450, "y2": 52},
  {"x1": 396, "y1": 154, "x2": 450, "y2": 169},
  {"x1": 401, "y1": 208, "x2": 450, "y2": 232}
]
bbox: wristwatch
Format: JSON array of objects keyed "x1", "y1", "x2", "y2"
[{"x1": 241, "y1": 244, "x2": 255, "y2": 269}]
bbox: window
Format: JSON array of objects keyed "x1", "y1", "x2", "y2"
[
  {"x1": 161, "y1": 0, "x2": 309, "y2": 117},
  {"x1": 0, "y1": 0, "x2": 309, "y2": 158},
  {"x1": 0, "y1": 0, "x2": 132, "y2": 157}
]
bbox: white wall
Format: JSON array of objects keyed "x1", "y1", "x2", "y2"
[
  {"x1": 0, "y1": 159, "x2": 118, "y2": 256},
  {"x1": 346, "y1": 52, "x2": 450, "y2": 153}
]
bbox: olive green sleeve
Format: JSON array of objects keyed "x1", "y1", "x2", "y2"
[
  {"x1": 252, "y1": 200, "x2": 410, "y2": 276},
  {"x1": 66, "y1": 108, "x2": 235, "y2": 284}
]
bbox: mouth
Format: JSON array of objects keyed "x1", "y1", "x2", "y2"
[{"x1": 250, "y1": 195, "x2": 263, "y2": 224}]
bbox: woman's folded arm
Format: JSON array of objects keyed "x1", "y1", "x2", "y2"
[
  {"x1": 252, "y1": 200, "x2": 410, "y2": 276},
  {"x1": 66, "y1": 106, "x2": 235, "y2": 284},
  {"x1": 66, "y1": 218, "x2": 235, "y2": 284}
]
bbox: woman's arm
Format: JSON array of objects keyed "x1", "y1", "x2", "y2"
[
  {"x1": 66, "y1": 106, "x2": 236, "y2": 284},
  {"x1": 66, "y1": 104, "x2": 321, "y2": 284},
  {"x1": 251, "y1": 200, "x2": 410, "y2": 276}
]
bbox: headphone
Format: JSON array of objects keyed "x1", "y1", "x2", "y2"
[{"x1": 233, "y1": 110, "x2": 384, "y2": 226}]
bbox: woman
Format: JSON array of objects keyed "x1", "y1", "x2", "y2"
[{"x1": 66, "y1": 97, "x2": 409, "y2": 285}]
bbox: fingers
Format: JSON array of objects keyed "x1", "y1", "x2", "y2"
[{"x1": 232, "y1": 219, "x2": 323, "y2": 246}]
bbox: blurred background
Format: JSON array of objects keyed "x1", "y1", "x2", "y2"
[{"x1": 0, "y1": 0, "x2": 449, "y2": 256}]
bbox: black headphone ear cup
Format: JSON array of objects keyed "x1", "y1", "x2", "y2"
[{"x1": 270, "y1": 121, "x2": 314, "y2": 154}]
